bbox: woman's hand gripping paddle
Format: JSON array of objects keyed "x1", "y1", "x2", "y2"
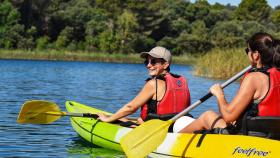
[{"x1": 120, "y1": 65, "x2": 252, "y2": 158}]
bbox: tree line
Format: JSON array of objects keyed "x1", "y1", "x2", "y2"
[{"x1": 0, "y1": 0, "x2": 280, "y2": 55}]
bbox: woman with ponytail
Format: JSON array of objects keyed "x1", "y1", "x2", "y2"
[{"x1": 178, "y1": 32, "x2": 280, "y2": 136}]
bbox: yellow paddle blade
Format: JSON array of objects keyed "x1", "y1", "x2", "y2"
[
  {"x1": 120, "y1": 119, "x2": 173, "y2": 158},
  {"x1": 17, "y1": 100, "x2": 66, "y2": 124}
]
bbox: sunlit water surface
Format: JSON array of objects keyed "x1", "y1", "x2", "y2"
[{"x1": 0, "y1": 59, "x2": 240, "y2": 157}]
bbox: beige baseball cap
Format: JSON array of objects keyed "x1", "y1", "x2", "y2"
[{"x1": 140, "y1": 46, "x2": 172, "y2": 63}]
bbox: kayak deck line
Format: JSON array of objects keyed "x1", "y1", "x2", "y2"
[{"x1": 70, "y1": 117, "x2": 120, "y2": 145}]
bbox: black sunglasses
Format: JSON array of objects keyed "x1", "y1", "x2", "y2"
[
  {"x1": 144, "y1": 58, "x2": 162, "y2": 66},
  {"x1": 245, "y1": 48, "x2": 250, "y2": 55}
]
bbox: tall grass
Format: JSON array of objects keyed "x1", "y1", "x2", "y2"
[
  {"x1": 0, "y1": 49, "x2": 143, "y2": 63},
  {"x1": 194, "y1": 48, "x2": 249, "y2": 79},
  {"x1": 0, "y1": 49, "x2": 195, "y2": 65}
]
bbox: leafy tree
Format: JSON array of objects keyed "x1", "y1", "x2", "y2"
[
  {"x1": 84, "y1": 8, "x2": 109, "y2": 51},
  {"x1": 210, "y1": 20, "x2": 244, "y2": 48},
  {"x1": 190, "y1": 20, "x2": 208, "y2": 39},
  {"x1": 241, "y1": 21, "x2": 267, "y2": 39},
  {"x1": 204, "y1": 8, "x2": 234, "y2": 28},
  {"x1": 170, "y1": 18, "x2": 191, "y2": 36},
  {"x1": 1, "y1": 24, "x2": 24, "y2": 49},
  {"x1": 53, "y1": 0, "x2": 98, "y2": 42},
  {"x1": 17, "y1": 26, "x2": 37, "y2": 49},
  {"x1": 175, "y1": 31, "x2": 212, "y2": 54},
  {"x1": 116, "y1": 10, "x2": 138, "y2": 53},
  {"x1": 162, "y1": 19, "x2": 212, "y2": 55},
  {"x1": 132, "y1": 34, "x2": 155, "y2": 53},
  {"x1": 36, "y1": 36, "x2": 50, "y2": 50},
  {"x1": 185, "y1": 0, "x2": 210, "y2": 23},
  {"x1": 163, "y1": 0, "x2": 191, "y2": 36},
  {"x1": 127, "y1": 0, "x2": 169, "y2": 41},
  {"x1": 0, "y1": 0, "x2": 279, "y2": 55},
  {"x1": 0, "y1": 0, "x2": 24, "y2": 48},
  {"x1": 41, "y1": 0, "x2": 71, "y2": 41},
  {"x1": 94, "y1": 0, "x2": 124, "y2": 19},
  {"x1": 157, "y1": 36, "x2": 177, "y2": 53},
  {"x1": 55, "y1": 26, "x2": 74, "y2": 49},
  {"x1": 271, "y1": 9, "x2": 280, "y2": 29},
  {"x1": 235, "y1": 0, "x2": 272, "y2": 23},
  {"x1": 98, "y1": 30, "x2": 117, "y2": 53}
]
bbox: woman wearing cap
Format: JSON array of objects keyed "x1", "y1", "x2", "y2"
[
  {"x1": 178, "y1": 32, "x2": 280, "y2": 134},
  {"x1": 97, "y1": 46, "x2": 191, "y2": 126}
]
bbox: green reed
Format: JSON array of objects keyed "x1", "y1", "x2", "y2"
[
  {"x1": 0, "y1": 49, "x2": 195, "y2": 65},
  {"x1": 0, "y1": 49, "x2": 143, "y2": 63},
  {"x1": 194, "y1": 48, "x2": 249, "y2": 79}
]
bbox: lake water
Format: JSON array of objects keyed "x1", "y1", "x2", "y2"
[{"x1": 0, "y1": 59, "x2": 240, "y2": 157}]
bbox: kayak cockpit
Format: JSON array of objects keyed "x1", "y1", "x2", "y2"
[{"x1": 194, "y1": 116, "x2": 280, "y2": 140}]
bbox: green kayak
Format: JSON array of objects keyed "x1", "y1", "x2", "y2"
[{"x1": 66, "y1": 101, "x2": 280, "y2": 157}]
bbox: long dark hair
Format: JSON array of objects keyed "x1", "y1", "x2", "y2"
[
  {"x1": 273, "y1": 39, "x2": 280, "y2": 69},
  {"x1": 247, "y1": 32, "x2": 275, "y2": 68}
]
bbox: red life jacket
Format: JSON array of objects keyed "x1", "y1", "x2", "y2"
[
  {"x1": 140, "y1": 73, "x2": 191, "y2": 120},
  {"x1": 233, "y1": 68, "x2": 280, "y2": 136},
  {"x1": 258, "y1": 67, "x2": 280, "y2": 116}
]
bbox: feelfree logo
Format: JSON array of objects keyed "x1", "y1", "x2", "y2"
[{"x1": 232, "y1": 147, "x2": 270, "y2": 157}]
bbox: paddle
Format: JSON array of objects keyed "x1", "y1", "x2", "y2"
[
  {"x1": 120, "y1": 65, "x2": 252, "y2": 158},
  {"x1": 17, "y1": 100, "x2": 136, "y2": 124}
]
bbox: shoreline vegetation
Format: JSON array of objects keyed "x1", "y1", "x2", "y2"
[
  {"x1": 1, "y1": 1, "x2": 277, "y2": 80},
  {"x1": 0, "y1": 49, "x2": 196, "y2": 64},
  {"x1": 194, "y1": 48, "x2": 248, "y2": 79},
  {"x1": 0, "y1": 48, "x2": 248, "y2": 79}
]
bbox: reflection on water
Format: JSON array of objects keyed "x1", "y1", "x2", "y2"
[
  {"x1": 0, "y1": 59, "x2": 240, "y2": 157},
  {"x1": 68, "y1": 137, "x2": 125, "y2": 158}
]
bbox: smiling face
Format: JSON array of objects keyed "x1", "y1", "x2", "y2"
[{"x1": 144, "y1": 55, "x2": 169, "y2": 77}]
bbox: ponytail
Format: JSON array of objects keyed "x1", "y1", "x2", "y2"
[
  {"x1": 273, "y1": 39, "x2": 280, "y2": 69},
  {"x1": 247, "y1": 32, "x2": 274, "y2": 67}
]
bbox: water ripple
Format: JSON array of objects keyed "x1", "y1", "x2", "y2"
[{"x1": 0, "y1": 60, "x2": 240, "y2": 157}]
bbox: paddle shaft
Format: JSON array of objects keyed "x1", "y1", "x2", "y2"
[
  {"x1": 171, "y1": 65, "x2": 252, "y2": 121},
  {"x1": 45, "y1": 111, "x2": 138, "y2": 120}
]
